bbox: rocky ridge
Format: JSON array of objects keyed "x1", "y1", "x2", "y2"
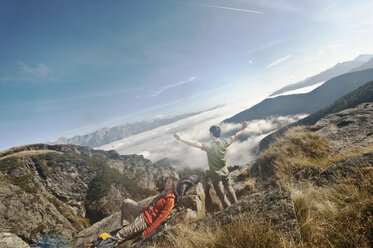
[
  {"x1": 0, "y1": 144, "x2": 177, "y2": 245},
  {"x1": 55, "y1": 112, "x2": 202, "y2": 148}
]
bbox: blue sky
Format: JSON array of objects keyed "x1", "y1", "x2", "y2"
[{"x1": 1, "y1": 0, "x2": 373, "y2": 151}]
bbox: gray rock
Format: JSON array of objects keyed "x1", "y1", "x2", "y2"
[
  {"x1": 314, "y1": 102, "x2": 373, "y2": 151},
  {"x1": 0, "y1": 233, "x2": 30, "y2": 248},
  {"x1": 314, "y1": 152, "x2": 373, "y2": 186}
]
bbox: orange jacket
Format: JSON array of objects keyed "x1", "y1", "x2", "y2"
[{"x1": 142, "y1": 192, "x2": 175, "y2": 236}]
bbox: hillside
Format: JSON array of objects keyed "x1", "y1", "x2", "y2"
[
  {"x1": 0, "y1": 144, "x2": 177, "y2": 245},
  {"x1": 1, "y1": 103, "x2": 372, "y2": 247},
  {"x1": 224, "y1": 68, "x2": 373, "y2": 123},
  {"x1": 258, "y1": 80, "x2": 373, "y2": 152},
  {"x1": 74, "y1": 102, "x2": 373, "y2": 248},
  {"x1": 269, "y1": 54, "x2": 373, "y2": 96}
]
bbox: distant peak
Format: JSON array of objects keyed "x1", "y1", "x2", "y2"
[{"x1": 354, "y1": 54, "x2": 373, "y2": 62}]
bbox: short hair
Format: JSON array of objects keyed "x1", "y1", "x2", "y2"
[{"x1": 209, "y1": 125, "x2": 221, "y2": 138}]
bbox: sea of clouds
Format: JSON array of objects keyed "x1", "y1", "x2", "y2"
[{"x1": 98, "y1": 104, "x2": 307, "y2": 170}]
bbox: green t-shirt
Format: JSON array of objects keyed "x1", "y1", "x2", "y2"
[{"x1": 201, "y1": 136, "x2": 234, "y2": 174}]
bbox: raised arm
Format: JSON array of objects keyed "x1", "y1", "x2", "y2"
[
  {"x1": 231, "y1": 121, "x2": 248, "y2": 141},
  {"x1": 173, "y1": 133, "x2": 202, "y2": 149}
]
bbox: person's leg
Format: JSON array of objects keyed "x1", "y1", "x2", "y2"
[
  {"x1": 222, "y1": 173, "x2": 237, "y2": 204},
  {"x1": 121, "y1": 199, "x2": 143, "y2": 227},
  {"x1": 115, "y1": 213, "x2": 148, "y2": 243},
  {"x1": 211, "y1": 173, "x2": 231, "y2": 208}
]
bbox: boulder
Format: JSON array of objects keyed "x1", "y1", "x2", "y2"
[
  {"x1": 0, "y1": 233, "x2": 30, "y2": 248},
  {"x1": 313, "y1": 102, "x2": 373, "y2": 151}
]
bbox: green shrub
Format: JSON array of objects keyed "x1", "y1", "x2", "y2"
[
  {"x1": 13, "y1": 175, "x2": 38, "y2": 193},
  {"x1": 0, "y1": 157, "x2": 20, "y2": 173},
  {"x1": 87, "y1": 163, "x2": 151, "y2": 202}
]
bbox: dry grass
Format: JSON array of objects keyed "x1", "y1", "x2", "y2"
[
  {"x1": 257, "y1": 126, "x2": 373, "y2": 246},
  {"x1": 236, "y1": 178, "x2": 256, "y2": 199},
  {"x1": 322, "y1": 142, "x2": 373, "y2": 166},
  {"x1": 159, "y1": 218, "x2": 293, "y2": 248},
  {"x1": 290, "y1": 168, "x2": 373, "y2": 247},
  {"x1": 258, "y1": 126, "x2": 373, "y2": 183},
  {"x1": 258, "y1": 126, "x2": 330, "y2": 182},
  {"x1": 0, "y1": 150, "x2": 63, "y2": 160},
  {"x1": 166, "y1": 172, "x2": 372, "y2": 248}
]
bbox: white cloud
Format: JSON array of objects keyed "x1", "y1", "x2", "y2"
[
  {"x1": 98, "y1": 103, "x2": 307, "y2": 170},
  {"x1": 150, "y1": 76, "x2": 197, "y2": 97},
  {"x1": 266, "y1": 55, "x2": 292, "y2": 69},
  {"x1": 20, "y1": 62, "x2": 51, "y2": 78},
  {"x1": 0, "y1": 62, "x2": 52, "y2": 83}
]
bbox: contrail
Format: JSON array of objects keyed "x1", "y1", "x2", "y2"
[
  {"x1": 151, "y1": 77, "x2": 197, "y2": 97},
  {"x1": 266, "y1": 55, "x2": 292, "y2": 69},
  {"x1": 196, "y1": 3, "x2": 263, "y2": 14}
]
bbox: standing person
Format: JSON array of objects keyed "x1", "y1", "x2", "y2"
[
  {"x1": 114, "y1": 177, "x2": 179, "y2": 245},
  {"x1": 173, "y1": 122, "x2": 247, "y2": 208}
]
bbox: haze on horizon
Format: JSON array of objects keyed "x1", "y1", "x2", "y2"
[{"x1": 1, "y1": 0, "x2": 373, "y2": 151}]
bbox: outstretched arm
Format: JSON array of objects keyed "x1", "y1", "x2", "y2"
[
  {"x1": 173, "y1": 133, "x2": 202, "y2": 149},
  {"x1": 231, "y1": 121, "x2": 248, "y2": 141}
]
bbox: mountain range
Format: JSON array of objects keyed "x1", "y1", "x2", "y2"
[
  {"x1": 269, "y1": 54, "x2": 373, "y2": 97},
  {"x1": 223, "y1": 68, "x2": 373, "y2": 123},
  {"x1": 258, "y1": 79, "x2": 373, "y2": 152},
  {"x1": 55, "y1": 112, "x2": 204, "y2": 148}
]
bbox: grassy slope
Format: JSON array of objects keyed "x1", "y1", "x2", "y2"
[{"x1": 158, "y1": 127, "x2": 373, "y2": 248}]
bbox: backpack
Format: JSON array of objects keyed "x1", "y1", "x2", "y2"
[
  {"x1": 88, "y1": 233, "x2": 118, "y2": 248},
  {"x1": 176, "y1": 174, "x2": 199, "y2": 199}
]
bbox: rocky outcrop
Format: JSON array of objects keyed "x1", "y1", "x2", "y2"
[
  {"x1": 294, "y1": 152, "x2": 373, "y2": 186},
  {"x1": 0, "y1": 233, "x2": 30, "y2": 248},
  {"x1": 119, "y1": 154, "x2": 177, "y2": 190},
  {"x1": 0, "y1": 144, "x2": 176, "y2": 245},
  {"x1": 312, "y1": 102, "x2": 373, "y2": 151},
  {"x1": 0, "y1": 185, "x2": 79, "y2": 242}
]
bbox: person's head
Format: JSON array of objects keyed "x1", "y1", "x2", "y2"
[
  {"x1": 164, "y1": 177, "x2": 179, "y2": 192},
  {"x1": 209, "y1": 125, "x2": 221, "y2": 138}
]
